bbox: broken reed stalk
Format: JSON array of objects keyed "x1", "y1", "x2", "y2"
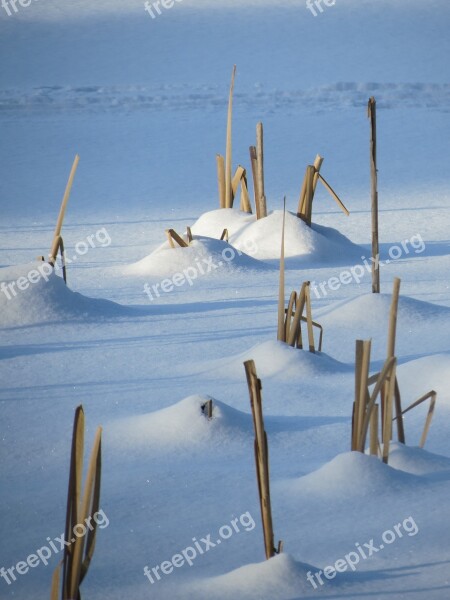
[
  {"x1": 352, "y1": 340, "x2": 364, "y2": 451},
  {"x1": 165, "y1": 229, "x2": 188, "y2": 248},
  {"x1": 249, "y1": 146, "x2": 260, "y2": 217},
  {"x1": 240, "y1": 173, "x2": 252, "y2": 213},
  {"x1": 297, "y1": 155, "x2": 349, "y2": 225},
  {"x1": 352, "y1": 340, "x2": 371, "y2": 451},
  {"x1": 51, "y1": 405, "x2": 102, "y2": 600},
  {"x1": 368, "y1": 97, "x2": 380, "y2": 293},
  {"x1": 48, "y1": 154, "x2": 80, "y2": 270},
  {"x1": 225, "y1": 66, "x2": 236, "y2": 209},
  {"x1": 369, "y1": 404, "x2": 379, "y2": 456},
  {"x1": 201, "y1": 399, "x2": 213, "y2": 419},
  {"x1": 317, "y1": 175, "x2": 350, "y2": 216},
  {"x1": 394, "y1": 390, "x2": 437, "y2": 448},
  {"x1": 381, "y1": 359, "x2": 397, "y2": 463},
  {"x1": 312, "y1": 154, "x2": 324, "y2": 194},
  {"x1": 285, "y1": 291, "x2": 297, "y2": 341},
  {"x1": 304, "y1": 166, "x2": 315, "y2": 226},
  {"x1": 231, "y1": 165, "x2": 245, "y2": 203},
  {"x1": 386, "y1": 277, "x2": 405, "y2": 443},
  {"x1": 286, "y1": 282, "x2": 307, "y2": 347},
  {"x1": 256, "y1": 123, "x2": 267, "y2": 219},
  {"x1": 304, "y1": 283, "x2": 315, "y2": 352},
  {"x1": 283, "y1": 282, "x2": 322, "y2": 352},
  {"x1": 277, "y1": 198, "x2": 287, "y2": 341},
  {"x1": 216, "y1": 154, "x2": 226, "y2": 208},
  {"x1": 357, "y1": 355, "x2": 396, "y2": 455},
  {"x1": 244, "y1": 360, "x2": 281, "y2": 559}
]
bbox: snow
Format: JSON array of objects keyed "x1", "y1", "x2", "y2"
[{"x1": 1, "y1": 1, "x2": 450, "y2": 599}]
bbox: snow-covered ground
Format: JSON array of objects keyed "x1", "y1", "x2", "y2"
[{"x1": 1, "y1": 1, "x2": 450, "y2": 599}]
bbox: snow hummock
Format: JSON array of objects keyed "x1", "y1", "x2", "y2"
[
  {"x1": 191, "y1": 209, "x2": 362, "y2": 265},
  {"x1": 125, "y1": 234, "x2": 269, "y2": 278},
  {"x1": 185, "y1": 553, "x2": 321, "y2": 600},
  {"x1": 0, "y1": 263, "x2": 131, "y2": 327},
  {"x1": 197, "y1": 339, "x2": 351, "y2": 380},
  {"x1": 280, "y1": 452, "x2": 421, "y2": 500},
  {"x1": 108, "y1": 395, "x2": 253, "y2": 453}
]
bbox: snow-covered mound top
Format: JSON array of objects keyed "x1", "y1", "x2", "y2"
[
  {"x1": 318, "y1": 293, "x2": 450, "y2": 361},
  {"x1": 0, "y1": 262, "x2": 131, "y2": 327},
  {"x1": 107, "y1": 395, "x2": 253, "y2": 453},
  {"x1": 197, "y1": 340, "x2": 351, "y2": 380},
  {"x1": 319, "y1": 293, "x2": 450, "y2": 328},
  {"x1": 388, "y1": 443, "x2": 450, "y2": 476},
  {"x1": 281, "y1": 452, "x2": 421, "y2": 500},
  {"x1": 192, "y1": 209, "x2": 362, "y2": 265},
  {"x1": 125, "y1": 235, "x2": 270, "y2": 278},
  {"x1": 186, "y1": 553, "x2": 321, "y2": 600}
]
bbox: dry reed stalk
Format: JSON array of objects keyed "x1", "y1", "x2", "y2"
[
  {"x1": 368, "y1": 97, "x2": 380, "y2": 293},
  {"x1": 256, "y1": 123, "x2": 267, "y2": 219},
  {"x1": 317, "y1": 174, "x2": 350, "y2": 216},
  {"x1": 394, "y1": 390, "x2": 437, "y2": 448},
  {"x1": 240, "y1": 173, "x2": 252, "y2": 213},
  {"x1": 49, "y1": 155, "x2": 79, "y2": 266},
  {"x1": 244, "y1": 360, "x2": 280, "y2": 560},
  {"x1": 277, "y1": 198, "x2": 287, "y2": 342},
  {"x1": 370, "y1": 404, "x2": 379, "y2": 456},
  {"x1": 52, "y1": 406, "x2": 102, "y2": 600},
  {"x1": 216, "y1": 154, "x2": 226, "y2": 208},
  {"x1": 225, "y1": 66, "x2": 236, "y2": 209},
  {"x1": 249, "y1": 146, "x2": 260, "y2": 217},
  {"x1": 165, "y1": 229, "x2": 188, "y2": 248}
]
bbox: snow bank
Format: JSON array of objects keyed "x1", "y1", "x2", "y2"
[{"x1": 0, "y1": 262, "x2": 130, "y2": 327}]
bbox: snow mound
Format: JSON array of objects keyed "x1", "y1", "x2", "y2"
[
  {"x1": 281, "y1": 452, "x2": 421, "y2": 500},
  {"x1": 0, "y1": 263, "x2": 131, "y2": 327},
  {"x1": 318, "y1": 293, "x2": 450, "y2": 361},
  {"x1": 192, "y1": 209, "x2": 362, "y2": 265},
  {"x1": 124, "y1": 235, "x2": 269, "y2": 278},
  {"x1": 320, "y1": 293, "x2": 450, "y2": 329},
  {"x1": 233, "y1": 211, "x2": 361, "y2": 264},
  {"x1": 388, "y1": 443, "x2": 450, "y2": 476},
  {"x1": 398, "y1": 353, "x2": 450, "y2": 406},
  {"x1": 186, "y1": 553, "x2": 321, "y2": 600},
  {"x1": 201, "y1": 340, "x2": 351, "y2": 380},
  {"x1": 107, "y1": 395, "x2": 253, "y2": 453}
]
